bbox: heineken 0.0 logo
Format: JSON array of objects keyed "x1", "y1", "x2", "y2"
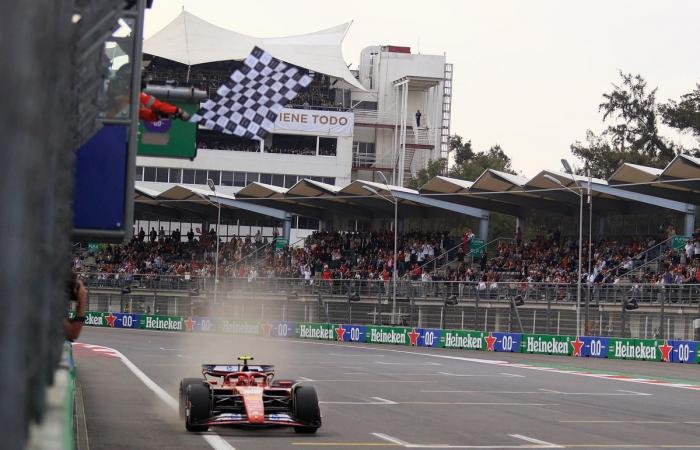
[
  {"x1": 524, "y1": 335, "x2": 571, "y2": 355},
  {"x1": 297, "y1": 323, "x2": 333, "y2": 340},
  {"x1": 143, "y1": 315, "x2": 183, "y2": 331}
]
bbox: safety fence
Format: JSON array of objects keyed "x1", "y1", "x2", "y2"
[
  {"x1": 80, "y1": 312, "x2": 700, "y2": 365},
  {"x1": 80, "y1": 275, "x2": 700, "y2": 305}
]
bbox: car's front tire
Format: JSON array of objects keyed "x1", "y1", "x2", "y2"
[
  {"x1": 292, "y1": 385, "x2": 321, "y2": 434},
  {"x1": 185, "y1": 383, "x2": 211, "y2": 432},
  {"x1": 179, "y1": 378, "x2": 205, "y2": 418}
]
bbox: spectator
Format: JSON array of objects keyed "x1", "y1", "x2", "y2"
[
  {"x1": 149, "y1": 227, "x2": 157, "y2": 243},
  {"x1": 64, "y1": 274, "x2": 87, "y2": 341}
]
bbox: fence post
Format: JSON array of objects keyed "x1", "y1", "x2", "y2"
[
  {"x1": 474, "y1": 284, "x2": 480, "y2": 330},
  {"x1": 440, "y1": 307, "x2": 444, "y2": 330},
  {"x1": 461, "y1": 310, "x2": 464, "y2": 330},
  {"x1": 282, "y1": 303, "x2": 286, "y2": 322},
  {"x1": 546, "y1": 291, "x2": 551, "y2": 334},
  {"x1": 532, "y1": 310, "x2": 536, "y2": 334},
  {"x1": 317, "y1": 292, "x2": 322, "y2": 323},
  {"x1": 556, "y1": 311, "x2": 560, "y2": 335},
  {"x1": 659, "y1": 287, "x2": 666, "y2": 338},
  {"x1": 484, "y1": 309, "x2": 488, "y2": 332}
]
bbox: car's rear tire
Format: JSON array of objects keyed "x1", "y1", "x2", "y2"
[
  {"x1": 179, "y1": 378, "x2": 205, "y2": 418},
  {"x1": 185, "y1": 383, "x2": 210, "y2": 432},
  {"x1": 293, "y1": 385, "x2": 321, "y2": 433}
]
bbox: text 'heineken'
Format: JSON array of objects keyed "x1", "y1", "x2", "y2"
[
  {"x1": 145, "y1": 316, "x2": 183, "y2": 331},
  {"x1": 614, "y1": 341, "x2": 656, "y2": 360},
  {"x1": 526, "y1": 336, "x2": 569, "y2": 354},
  {"x1": 369, "y1": 328, "x2": 406, "y2": 344},
  {"x1": 444, "y1": 332, "x2": 483, "y2": 349},
  {"x1": 299, "y1": 324, "x2": 332, "y2": 340}
]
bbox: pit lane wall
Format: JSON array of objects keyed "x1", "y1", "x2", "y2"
[{"x1": 82, "y1": 312, "x2": 699, "y2": 364}]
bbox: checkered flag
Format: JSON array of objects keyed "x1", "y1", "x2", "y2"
[{"x1": 190, "y1": 47, "x2": 313, "y2": 139}]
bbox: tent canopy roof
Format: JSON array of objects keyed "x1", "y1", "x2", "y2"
[{"x1": 143, "y1": 11, "x2": 365, "y2": 90}]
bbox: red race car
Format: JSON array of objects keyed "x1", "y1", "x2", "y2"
[{"x1": 179, "y1": 356, "x2": 321, "y2": 433}]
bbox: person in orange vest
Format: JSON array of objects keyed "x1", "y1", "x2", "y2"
[{"x1": 139, "y1": 91, "x2": 190, "y2": 122}]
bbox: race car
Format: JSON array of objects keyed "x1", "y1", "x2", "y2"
[{"x1": 179, "y1": 356, "x2": 321, "y2": 433}]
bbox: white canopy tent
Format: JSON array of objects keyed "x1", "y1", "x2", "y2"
[{"x1": 143, "y1": 11, "x2": 365, "y2": 90}]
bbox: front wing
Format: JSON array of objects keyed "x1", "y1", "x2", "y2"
[{"x1": 198, "y1": 412, "x2": 308, "y2": 427}]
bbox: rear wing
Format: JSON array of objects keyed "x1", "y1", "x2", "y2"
[{"x1": 202, "y1": 364, "x2": 275, "y2": 375}]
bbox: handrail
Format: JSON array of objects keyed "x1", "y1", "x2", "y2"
[
  {"x1": 602, "y1": 235, "x2": 674, "y2": 278},
  {"x1": 232, "y1": 238, "x2": 278, "y2": 268},
  {"x1": 425, "y1": 237, "x2": 516, "y2": 274}
]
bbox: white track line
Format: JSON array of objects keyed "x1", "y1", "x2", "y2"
[
  {"x1": 509, "y1": 434, "x2": 562, "y2": 448},
  {"x1": 80, "y1": 343, "x2": 235, "y2": 450},
  {"x1": 284, "y1": 339, "x2": 700, "y2": 392},
  {"x1": 372, "y1": 432, "x2": 411, "y2": 446}
]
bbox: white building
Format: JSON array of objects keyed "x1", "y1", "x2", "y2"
[{"x1": 134, "y1": 12, "x2": 452, "y2": 238}]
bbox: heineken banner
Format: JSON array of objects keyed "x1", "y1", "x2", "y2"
[
  {"x1": 490, "y1": 332, "x2": 521, "y2": 352},
  {"x1": 365, "y1": 326, "x2": 418, "y2": 346},
  {"x1": 295, "y1": 323, "x2": 335, "y2": 340},
  {"x1": 608, "y1": 338, "x2": 663, "y2": 361},
  {"x1": 219, "y1": 320, "x2": 260, "y2": 335},
  {"x1": 576, "y1": 336, "x2": 608, "y2": 358},
  {"x1": 84, "y1": 312, "x2": 108, "y2": 327},
  {"x1": 522, "y1": 334, "x2": 573, "y2": 356},
  {"x1": 140, "y1": 314, "x2": 185, "y2": 331},
  {"x1": 441, "y1": 329, "x2": 485, "y2": 350},
  {"x1": 668, "y1": 340, "x2": 697, "y2": 364},
  {"x1": 336, "y1": 324, "x2": 366, "y2": 343},
  {"x1": 80, "y1": 312, "x2": 700, "y2": 366}
]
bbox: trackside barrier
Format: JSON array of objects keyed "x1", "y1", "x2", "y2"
[{"x1": 82, "y1": 312, "x2": 699, "y2": 364}]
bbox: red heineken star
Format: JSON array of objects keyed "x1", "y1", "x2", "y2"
[
  {"x1": 261, "y1": 322, "x2": 273, "y2": 337},
  {"x1": 106, "y1": 313, "x2": 117, "y2": 328},
  {"x1": 335, "y1": 325, "x2": 346, "y2": 341},
  {"x1": 659, "y1": 340, "x2": 673, "y2": 362},
  {"x1": 572, "y1": 337, "x2": 584, "y2": 357},
  {"x1": 408, "y1": 328, "x2": 420, "y2": 346},
  {"x1": 485, "y1": 332, "x2": 496, "y2": 351},
  {"x1": 184, "y1": 318, "x2": 195, "y2": 331}
]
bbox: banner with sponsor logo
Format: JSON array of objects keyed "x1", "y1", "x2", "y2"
[
  {"x1": 140, "y1": 314, "x2": 185, "y2": 332},
  {"x1": 295, "y1": 323, "x2": 335, "y2": 340},
  {"x1": 364, "y1": 326, "x2": 421, "y2": 346},
  {"x1": 262, "y1": 321, "x2": 296, "y2": 338},
  {"x1": 668, "y1": 340, "x2": 697, "y2": 364},
  {"x1": 575, "y1": 336, "x2": 608, "y2": 358},
  {"x1": 522, "y1": 334, "x2": 573, "y2": 356},
  {"x1": 440, "y1": 329, "x2": 485, "y2": 350},
  {"x1": 608, "y1": 338, "x2": 663, "y2": 361},
  {"x1": 273, "y1": 108, "x2": 353, "y2": 137},
  {"x1": 80, "y1": 312, "x2": 700, "y2": 366},
  {"x1": 490, "y1": 332, "x2": 521, "y2": 352},
  {"x1": 335, "y1": 324, "x2": 366, "y2": 343}
]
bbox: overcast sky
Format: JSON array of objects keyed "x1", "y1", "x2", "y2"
[{"x1": 144, "y1": 0, "x2": 700, "y2": 177}]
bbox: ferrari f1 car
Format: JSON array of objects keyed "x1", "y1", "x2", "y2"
[{"x1": 179, "y1": 356, "x2": 321, "y2": 433}]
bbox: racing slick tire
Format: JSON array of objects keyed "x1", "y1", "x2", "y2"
[
  {"x1": 185, "y1": 383, "x2": 211, "y2": 432},
  {"x1": 292, "y1": 385, "x2": 321, "y2": 434},
  {"x1": 179, "y1": 378, "x2": 205, "y2": 418}
]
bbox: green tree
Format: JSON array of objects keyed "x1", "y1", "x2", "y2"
[
  {"x1": 449, "y1": 143, "x2": 514, "y2": 180},
  {"x1": 660, "y1": 83, "x2": 700, "y2": 144},
  {"x1": 571, "y1": 72, "x2": 679, "y2": 178},
  {"x1": 407, "y1": 157, "x2": 446, "y2": 189}
]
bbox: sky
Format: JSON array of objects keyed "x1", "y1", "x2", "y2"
[{"x1": 144, "y1": 0, "x2": 700, "y2": 177}]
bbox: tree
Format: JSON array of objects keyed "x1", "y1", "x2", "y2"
[
  {"x1": 449, "y1": 143, "x2": 515, "y2": 180},
  {"x1": 571, "y1": 72, "x2": 679, "y2": 178},
  {"x1": 407, "y1": 158, "x2": 446, "y2": 189},
  {"x1": 660, "y1": 83, "x2": 700, "y2": 142}
]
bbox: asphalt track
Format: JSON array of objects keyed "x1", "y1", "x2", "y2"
[{"x1": 75, "y1": 327, "x2": 700, "y2": 450}]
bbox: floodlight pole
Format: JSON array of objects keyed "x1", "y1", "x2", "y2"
[
  {"x1": 365, "y1": 173, "x2": 398, "y2": 325},
  {"x1": 208, "y1": 179, "x2": 221, "y2": 307}
]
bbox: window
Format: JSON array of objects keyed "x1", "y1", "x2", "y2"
[
  {"x1": 208, "y1": 170, "x2": 220, "y2": 185},
  {"x1": 246, "y1": 172, "x2": 259, "y2": 183},
  {"x1": 271, "y1": 174, "x2": 284, "y2": 187},
  {"x1": 135, "y1": 166, "x2": 144, "y2": 181},
  {"x1": 143, "y1": 167, "x2": 156, "y2": 182},
  {"x1": 182, "y1": 169, "x2": 194, "y2": 184},
  {"x1": 260, "y1": 173, "x2": 272, "y2": 185},
  {"x1": 194, "y1": 169, "x2": 207, "y2": 185},
  {"x1": 353, "y1": 141, "x2": 376, "y2": 167},
  {"x1": 221, "y1": 171, "x2": 233, "y2": 186},
  {"x1": 310, "y1": 176, "x2": 322, "y2": 182},
  {"x1": 284, "y1": 175, "x2": 296, "y2": 188},
  {"x1": 296, "y1": 216, "x2": 320, "y2": 230},
  {"x1": 169, "y1": 168, "x2": 182, "y2": 183},
  {"x1": 318, "y1": 137, "x2": 337, "y2": 156},
  {"x1": 233, "y1": 172, "x2": 246, "y2": 187},
  {"x1": 155, "y1": 167, "x2": 168, "y2": 182},
  {"x1": 322, "y1": 177, "x2": 336, "y2": 185}
]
